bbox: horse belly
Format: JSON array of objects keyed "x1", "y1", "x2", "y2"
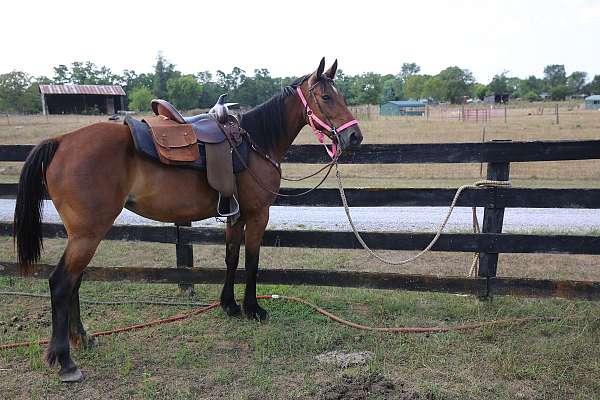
[{"x1": 126, "y1": 156, "x2": 219, "y2": 223}]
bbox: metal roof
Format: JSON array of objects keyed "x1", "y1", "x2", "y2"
[
  {"x1": 386, "y1": 100, "x2": 426, "y2": 107},
  {"x1": 585, "y1": 95, "x2": 600, "y2": 101},
  {"x1": 39, "y1": 84, "x2": 125, "y2": 96}
]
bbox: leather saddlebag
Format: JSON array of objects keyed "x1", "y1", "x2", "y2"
[{"x1": 144, "y1": 116, "x2": 199, "y2": 165}]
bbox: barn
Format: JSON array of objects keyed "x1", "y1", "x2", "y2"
[
  {"x1": 380, "y1": 100, "x2": 426, "y2": 116},
  {"x1": 39, "y1": 84, "x2": 126, "y2": 115},
  {"x1": 585, "y1": 95, "x2": 600, "y2": 110}
]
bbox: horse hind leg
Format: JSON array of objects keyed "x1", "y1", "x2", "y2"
[
  {"x1": 69, "y1": 275, "x2": 97, "y2": 349},
  {"x1": 45, "y1": 236, "x2": 102, "y2": 383}
]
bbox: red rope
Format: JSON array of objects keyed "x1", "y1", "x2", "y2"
[{"x1": 0, "y1": 295, "x2": 562, "y2": 351}]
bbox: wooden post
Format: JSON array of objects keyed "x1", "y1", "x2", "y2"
[
  {"x1": 504, "y1": 104, "x2": 507, "y2": 124},
  {"x1": 176, "y1": 222, "x2": 195, "y2": 296},
  {"x1": 478, "y1": 141, "x2": 511, "y2": 296},
  {"x1": 40, "y1": 93, "x2": 47, "y2": 116},
  {"x1": 555, "y1": 103, "x2": 559, "y2": 125}
]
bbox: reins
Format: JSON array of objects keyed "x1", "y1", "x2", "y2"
[{"x1": 236, "y1": 77, "x2": 357, "y2": 198}]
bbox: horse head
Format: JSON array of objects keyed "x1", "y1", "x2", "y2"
[{"x1": 298, "y1": 58, "x2": 363, "y2": 152}]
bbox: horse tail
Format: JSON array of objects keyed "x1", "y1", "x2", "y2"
[{"x1": 14, "y1": 139, "x2": 60, "y2": 273}]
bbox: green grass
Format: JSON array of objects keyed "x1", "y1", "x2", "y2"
[{"x1": 1, "y1": 276, "x2": 599, "y2": 399}]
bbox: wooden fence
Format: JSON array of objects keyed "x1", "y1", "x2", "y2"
[{"x1": 1, "y1": 140, "x2": 600, "y2": 300}]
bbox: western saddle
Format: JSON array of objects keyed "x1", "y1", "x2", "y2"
[{"x1": 144, "y1": 94, "x2": 244, "y2": 218}]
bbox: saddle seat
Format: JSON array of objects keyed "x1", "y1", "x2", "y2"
[
  {"x1": 151, "y1": 99, "x2": 209, "y2": 124},
  {"x1": 128, "y1": 94, "x2": 246, "y2": 219}
]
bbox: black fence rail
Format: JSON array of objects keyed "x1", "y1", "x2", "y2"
[{"x1": 0, "y1": 140, "x2": 599, "y2": 300}]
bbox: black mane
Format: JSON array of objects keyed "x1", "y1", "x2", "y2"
[{"x1": 240, "y1": 75, "x2": 309, "y2": 153}]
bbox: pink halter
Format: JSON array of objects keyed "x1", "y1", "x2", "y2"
[{"x1": 296, "y1": 86, "x2": 359, "y2": 159}]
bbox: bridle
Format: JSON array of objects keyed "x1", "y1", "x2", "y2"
[
  {"x1": 295, "y1": 78, "x2": 359, "y2": 159},
  {"x1": 233, "y1": 76, "x2": 359, "y2": 197}
]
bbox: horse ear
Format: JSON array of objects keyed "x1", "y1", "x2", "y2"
[
  {"x1": 325, "y1": 59, "x2": 338, "y2": 79},
  {"x1": 315, "y1": 57, "x2": 326, "y2": 79}
]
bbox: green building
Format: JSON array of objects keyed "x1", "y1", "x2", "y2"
[
  {"x1": 380, "y1": 100, "x2": 426, "y2": 116},
  {"x1": 585, "y1": 95, "x2": 600, "y2": 110}
]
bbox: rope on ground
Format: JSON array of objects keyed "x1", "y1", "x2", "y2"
[
  {"x1": 0, "y1": 294, "x2": 566, "y2": 351},
  {"x1": 335, "y1": 163, "x2": 511, "y2": 268}
]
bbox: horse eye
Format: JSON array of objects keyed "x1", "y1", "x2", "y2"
[{"x1": 321, "y1": 95, "x2": 331, "y2": 101}]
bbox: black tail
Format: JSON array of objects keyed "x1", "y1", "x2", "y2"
[{"x1": 14, "y1": 139, "x2": 60, "y2": 273}]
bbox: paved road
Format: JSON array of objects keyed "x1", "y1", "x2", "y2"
[{"x1": 0, "y1": 200, "x2": 598, "y2": 233}]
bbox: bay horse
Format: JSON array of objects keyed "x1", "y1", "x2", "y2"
[{"x1": 13, "y1": 58, "x2": 363, "y2": 382}]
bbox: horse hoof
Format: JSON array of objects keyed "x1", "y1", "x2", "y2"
[
  {"x1": 244, "y1": 305, "x2": 268, "y2": 322},
  {"x1": 222, "y1": 302, "x2": 242, "y2": 317},
  {"x1": 59, "y1": 367, "x2": 84, "y2": 383}
]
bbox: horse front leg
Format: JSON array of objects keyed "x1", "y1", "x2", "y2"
[
  {"x1": 243, "y1": 209, "x2": 269, "y2": 321},
  {"x1": 220, "y1": 221, "x2": 245, "y2": 317}
]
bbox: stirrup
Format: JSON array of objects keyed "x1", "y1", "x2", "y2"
[{"x1": 217, "y1": 193, "x2": 240, "y2": 218}]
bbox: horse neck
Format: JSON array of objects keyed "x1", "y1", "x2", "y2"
[{"x1": 272, "y1": 95, "x2": 306, "y2": 162}]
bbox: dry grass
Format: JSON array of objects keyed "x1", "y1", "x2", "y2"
[{"x1": 2, "y1": 106, "x2": 600, "y2": 188}]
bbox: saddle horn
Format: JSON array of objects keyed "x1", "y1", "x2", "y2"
[{"x1": 210, "y1": 94, "x2": 230, "y2": 124}]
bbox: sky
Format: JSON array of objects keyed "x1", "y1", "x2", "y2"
[{"x1": 2, "y1": 0, "x2": 600, "y2": 83}]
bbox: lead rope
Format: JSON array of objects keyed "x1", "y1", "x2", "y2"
[{"x1": 335, "y1": 163, "x2": 511, "y2": 268}]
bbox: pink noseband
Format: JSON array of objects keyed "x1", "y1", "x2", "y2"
[{"x1": 296, "y1": 86, "x2": 359, "y2": 159}]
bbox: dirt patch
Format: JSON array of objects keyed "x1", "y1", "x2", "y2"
[
  {"x1": 318, "y1": 373, "x2": 420, "y2": 400},
  {"x1": 316, "y1": 351, "x2": 374, "y2": 368}
]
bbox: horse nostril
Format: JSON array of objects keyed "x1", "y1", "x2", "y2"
[{"x1": 350, "y1": 131, "x2": 362, "y2": 146}]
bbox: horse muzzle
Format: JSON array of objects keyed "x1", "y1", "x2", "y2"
[{"x1": 338, "y1": 126, "x2": 363, "y2": 150}]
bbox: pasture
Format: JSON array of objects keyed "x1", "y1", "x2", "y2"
[{"x1": 1, "y1": 104, "x2": 600, "y2": 399}]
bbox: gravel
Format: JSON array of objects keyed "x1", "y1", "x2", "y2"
[{"x1": 0, "y1": 200, "x2": 598, "y2": 234}]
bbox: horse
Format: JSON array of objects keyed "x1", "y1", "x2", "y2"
[{"x1": 13, "y1": 58, "x2": 362, "y2": 382}]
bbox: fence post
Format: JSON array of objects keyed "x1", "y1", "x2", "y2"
[
  {"x1": 176, "y1": 222, "x2": 195, "y2": 296},
  {"x1": 555, "y1": 103, "x2": 559, "y2": 125},
  {"x1": 478, "y1": 141, "x2": 511, "y2": 297}
]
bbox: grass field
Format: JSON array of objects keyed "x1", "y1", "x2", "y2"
[{"x1": 1, "y1": 105, "x2": 600, "y2": 399}]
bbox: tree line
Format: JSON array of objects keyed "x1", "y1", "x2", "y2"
[{"x1": 1, "y1": 53, "x2": 599, "y2": 113}]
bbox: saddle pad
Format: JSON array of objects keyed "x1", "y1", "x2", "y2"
[
  {"x1": 144, "y1": 116, "x2": 199, "y2": 164},
  {"x1": 125, "y1": 116, "x2": 249, "y2": 174}
]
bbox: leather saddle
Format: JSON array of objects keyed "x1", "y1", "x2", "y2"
[{"x1": 138, "y1": 95, "x2": 245, "y2": 219}]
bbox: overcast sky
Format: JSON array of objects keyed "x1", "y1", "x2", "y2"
[{"x1": 2, "y1": 0, "x2": 599, "y2": 83}]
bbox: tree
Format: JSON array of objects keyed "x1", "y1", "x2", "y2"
[
  {"x1": 216, "y1": 67, "x2": 246, "y2": 93},
  {"x1": 524, "y1": 91, "x2": 539, "y2": 102},
  {"x1": 488, "y1": 72, "x2": 510, "y2": 95},
  {"x1": 166, "y1": 75, "x2": 203, "y2": 110},
  {"x1": 128, "y1": 86, "x2": 153, "y2": 111},
  {"x1": 520, "y1": 75, "x2": 543, "y2": 96},
  {"x1": 404, "y1": 75, "x2": 428, "y2": 100},
  {"x1": 333, "y1": 69, "x2": 355, "y2": 104},
  {"x1": 349, "y1": 73, "x2": 383, "y2": 104},
  {"x1": 52, "y1": 65, "x2": 70, "y2": 84},
  {"x1": 0, "y1": 71, "x2": 40, "y2": 113},
  {"x1": 550, "y1": 85, "x2": 569, "y2": 101},
  {"x1": 422, "y1": 76, "x2": 446, "y2": 101},
  {"x1": 436, "y1": 66, "x2": 475, "y2": 103},
  {"x1": 473, "y1": 83, "x2": 488, "y2": 100},
  {"x1": 153, "y1": 52, "x2": 176, "y2": 99},
  {"x1": 584, "y1": 75, "x2": 600, "y2": 95},
  {"x1": 400, "y1": 62, "x2": 420, "y2": 80},
  {"x1": 544, "y1": 64, "x2": 567, "y2": 88},
  {"x1": 381, "y1": 75, "x2": 403, "y2": 101},
  {"x1": 567, "y1": 71, "x2": 587, "y2": 94}
]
